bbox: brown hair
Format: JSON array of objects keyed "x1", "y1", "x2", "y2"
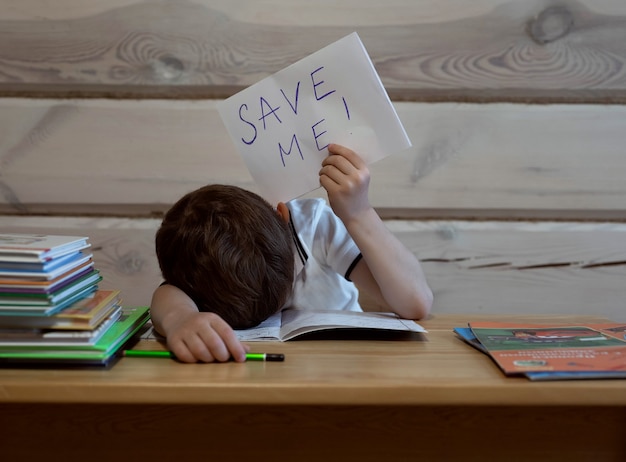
[{"x1": 155, "y1": 184, "x2": 294, "y2": 328}]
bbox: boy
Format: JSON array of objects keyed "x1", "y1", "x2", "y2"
[{"x1": 150, "y1": 144, "x2": 433, "y2": 363}]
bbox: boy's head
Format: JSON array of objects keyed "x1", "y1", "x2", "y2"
[{"x1": 155, "y1": 184, "x2": 295, "y2": 329}]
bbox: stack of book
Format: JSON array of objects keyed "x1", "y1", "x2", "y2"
[
  {"x1": 0, "y1": 234, "x2": 150, "y2": 367},
  {"x1": 455, "y1": 321, "x2": 626, "y2": 381},
  {"x1": 0, "y1": 234, "x2": 100, "y2": 315}
]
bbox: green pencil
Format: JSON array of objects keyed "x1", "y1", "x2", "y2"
[{"x1": 123, "y1": 349, "x2": 285, "y2": 362}]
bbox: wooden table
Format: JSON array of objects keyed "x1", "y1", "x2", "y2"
[{"x1": 1, "y1": 314, "x2": 625, "y2": 462}]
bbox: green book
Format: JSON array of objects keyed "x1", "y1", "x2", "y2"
[{"x1": 0, "y1": 306, "x2": 150, "y2": 367}]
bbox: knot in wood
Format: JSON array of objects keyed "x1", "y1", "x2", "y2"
[
  {"x1": 151, "y1": 55, "x2": 185, "y2": 82},
  {"x1": 116, "y1": 250, "x2": 145, "y2": 275},
  {"x1": 527, "y1": 6, "x2": 574, "y2": 44},
  {"x1": 436, "y1": 225, "x2": 457, "y2": 241}
]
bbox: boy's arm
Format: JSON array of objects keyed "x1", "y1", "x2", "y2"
[
  {"x1": 150, "y1": 284, "x2": 249, "y2": 363},
  {"x1": 319, "y1": 144, "x2": 433, "y2": 320}
]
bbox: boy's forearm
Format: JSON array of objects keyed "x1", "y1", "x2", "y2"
[{"x1": 344, "y1": 207, "x2": 433, "y2": 319}]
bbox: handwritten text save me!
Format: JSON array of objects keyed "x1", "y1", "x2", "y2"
[{"x1": 236, "y1": 66, "x2": 351, "y2": 167}]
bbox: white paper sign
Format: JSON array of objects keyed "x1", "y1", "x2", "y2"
[{"x1": 217, "y1": 32, "x2": 411, "y2": 204}]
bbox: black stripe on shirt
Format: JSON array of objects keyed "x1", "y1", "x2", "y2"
[
  {"x1": 345, "y1": 253, "x2": 363, "y2": 281},
  {"x1": 288, "y1": 211, "x2": 308, "y2": 266}
]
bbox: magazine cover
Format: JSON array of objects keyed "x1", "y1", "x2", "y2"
[{"x1": 469, "y1": 322, "x2": 626, "y2": 375}]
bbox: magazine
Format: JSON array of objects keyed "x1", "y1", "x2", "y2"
[
  {"x1": 0, "y1": 290, "x2": 121, "y2": 330},
  {"x1": 0, "y1": 306, "x2": 150, "y2": 367},
  {"x1": 0, "y1": 307, "x2": 122, "y2": 347},
  {"x1": 457, "y1": 321, "x2": 626, "y2": 381},
  {"x1": 0, "y1": 252, "x2": 93, "y2": 280},
  {"x1": 0, "y1": 270, "x2": 101, "y2": 305},
  {"x1": 0, "y1": 234, "x2": 90, "y2": 262}
]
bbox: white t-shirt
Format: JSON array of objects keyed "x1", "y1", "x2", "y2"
[{"x1": 282, "y1": 198, "x2": 363, "y2": 312}]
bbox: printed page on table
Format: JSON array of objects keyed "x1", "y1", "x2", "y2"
[
  {"x1": 234, "y1": 311, "x2": 283, "y2": 342},
  {"x1": 217, "y1": 32, "x2": 411, "y2": 204}
]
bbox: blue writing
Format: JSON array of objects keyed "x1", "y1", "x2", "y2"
[
  {"x1": 311, "y1": 67, "x2": 336, "y2": 101},
  {"x1": 278, "y1": 134, "x2": 303, "y2": 167},
  {"x1": 280, "y1": 81, "x2": 301, "y2": 115},
  {"x1": 238, "y1": 104, "x2": 257, "y2": 145},
  {"x1": 312, "y1": 119, "x2": 329, "y2": 151},
  {"x1": 342, "y1": 97, "x2": 350, "y2": 120},
  {"x1": 259, "y1": 97, "x2": 282, "y2": 130}
]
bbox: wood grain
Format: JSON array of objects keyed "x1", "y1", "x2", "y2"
[
  {"x1": 2, "y1": 217, "x2": 625, "y2": 322},
  {"x1": 1, "y1": 3, "x2": 625, "y2": 460},
  {"x1": 1, "y1": 0, "x2": 626, "y2": 102},
  {"x1": 2, "y1": 98, "x2": 626, "y2": 220},
  {"x1": 0, "y1": 314, "x2": 624, "y2": 406},
  {"x1": 2, "y1": 314, "x2": 624, "y2": 460}
]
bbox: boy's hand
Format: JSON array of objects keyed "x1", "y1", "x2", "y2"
[
  {"x1": 164, "y1": 311, "x2": 250, "y2": 363},
  {"x1": 319, "y1": 143, "x2": 372, "y2": 223}
]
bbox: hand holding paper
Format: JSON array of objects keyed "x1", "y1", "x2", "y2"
[{"x1": 320, "y1": 143, "x2": 371, "y2": 224}]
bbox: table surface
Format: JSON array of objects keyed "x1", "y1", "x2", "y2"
[{"x1": 1, "y1": 313, "x2": 625, "y2": 406}]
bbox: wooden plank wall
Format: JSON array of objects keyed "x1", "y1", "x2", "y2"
[{"x1": 1, "y1": 0, "x2": 625, "y2": 321}]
